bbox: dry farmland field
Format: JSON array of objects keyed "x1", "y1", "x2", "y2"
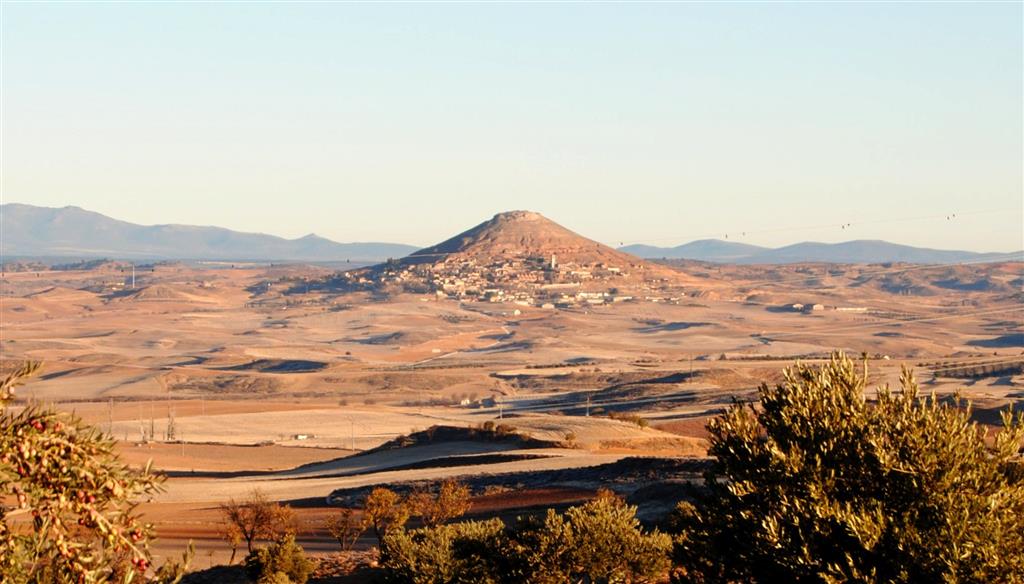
[{"x1": 1, "y1": 259, "x2": 1021, "y2": 568}]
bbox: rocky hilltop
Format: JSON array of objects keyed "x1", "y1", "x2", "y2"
[
  {"x1": 405, "y1": 211, "x2": 639, "y2": 266},
  {"x1": 335, "y1": 211, "x2": 698, "y2": 306}
]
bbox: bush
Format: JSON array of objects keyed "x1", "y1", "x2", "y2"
[
  {"x1": 257, "y1": 572, "x2": 293, "y2": 584},
  {"x1": 325, "y1": 507, "x2": 364, "y2": 552},
  {"x1": 408, "y1": 479, "x2": 471, "y2": 528},
  {"x1": 562, "y1": 431, "x2": 578, "y2": 447},
  {"x1": 220, "y1": 489, "x2": 297, "y2": 562},
  {"x1": 502, "y1": 510, "x2": 574, "y2": 584},
  {"x1": 608, "y1": 412, "x2": 650, "y2": 428},
  {"x1": 380, "y1": 491, "x2": 671, "y2": 584},
  {"x1": 504, "y1": 490, "x2": 670, "y2": 583},
  {"x1": 494, "y1": 424, "x2": 516, "y2": 436},
  {"x1": 560, "y1": 490, "x2": 671, "y2": 583},
  {"x1": 244, "y1": 535, "x2": 313, "y2": 584},
  {"x1": 672, "y1": 352, "x2": 1024, "y2": 583},
  {"x1": 381, "y1": 518, "x2": 507, "y2": 584},
  {"x1": 363, "y1": 487, "x2": 411, "y2": 545}
]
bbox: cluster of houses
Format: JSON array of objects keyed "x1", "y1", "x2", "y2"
[
  {"x1": 788, "y1": 303, "x2": 870, "y2": 314},
  {"x1": 339, "y1": 253, "x2": 679, "y2": 309}
]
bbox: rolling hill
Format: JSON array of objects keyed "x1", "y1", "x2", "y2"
[{"x1": 1, "y1": 203, "x2": 417, "y2": 262}]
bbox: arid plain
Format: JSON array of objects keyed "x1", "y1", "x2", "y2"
[{"x1": 1, "y1": 252, "x2": 1021, "y2": 568}]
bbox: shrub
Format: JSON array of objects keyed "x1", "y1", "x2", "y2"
[
  {"x1": 608, "y1": 412, "x2": 650, "y2": 428},
  {"x1": 672, "y1": 352, "x2": 1024, "y2": 583},
  {"x1": 325, "y1": 507, "x2": 364, "y2": 552},
  {"x1": 504, "y1": 510, "x2": 575, "y2": 583},
  {"x1": 560, "y1": 490, "x2": 671, "y2": 583},
  {"x1": 257, "y1": 571, "x2": 293, "y2": 584},
  {"x1": 408, "y1": 479, "x2": 471, "y2": 528},
  {"x1": 380, "y1": 518, "x2": 507, "y2": 584},
  {"x1": 220, "y1": 488, "x2": 297, "y2": 562},
  {"x1": 494, "y1": 424, "x2": 516, "y2": 435},
  {"x1": 244, "y1": 535, "x2": 313, "y2": 584},
  {"x1": 363, "y1": 487, "x2": 410, "y2": 545},
  {"x1": 380, "y1": 491, "x2": 671, "y2": 584},
  {"x1": 562, "y1": 431, "x2": 578, "y2": 447}
]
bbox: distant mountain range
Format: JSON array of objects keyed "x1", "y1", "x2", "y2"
[
  {"x1": 2, "y1": 203, "x2": 1017, "y2": 265},
  {"x1": 619, "y1": 239, "x2": 1019, "y2": 265},
  {"x1": 620, "y1": 240, "x2": 767, "y2": 263},
  {"x1": 1, "y1": 204, "x2": 418, "y2": 262}
]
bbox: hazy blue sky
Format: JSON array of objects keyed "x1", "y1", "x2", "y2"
[{"x1": 2, "y1": 2, "x2": 1021, "y2": 251}]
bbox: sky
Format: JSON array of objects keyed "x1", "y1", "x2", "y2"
[{"x1": 2, "y1": 2, "x2": 1021, "y2": 252}]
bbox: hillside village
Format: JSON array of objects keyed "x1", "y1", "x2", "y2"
[
  {"x1": 299, "y1": 211, "x2": 695, "y2": 307},
  {"x1": 341, "y1": 252, "x2": 686, "y2": 306}
]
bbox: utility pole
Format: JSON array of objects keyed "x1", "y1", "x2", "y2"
[
  {"x1": 131, "y1": 264, "x2": 136, "y2": 289},
  {"x1": 166, "y1": 406, "x2": 176, "y2": 441}
]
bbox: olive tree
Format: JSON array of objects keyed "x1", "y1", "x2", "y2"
[
  {"x1": 561, "y1": 490, "x2": 671, "y2": 583},
  {"x1": 672, "y1": 353, "x2": 1024, "y2": 583},
  {"x1": 380, "y1": 489, "x2": 671, "y2": 584},
  {"x1": 0, "y1": 362, "x2": 190, "y2": 583}
]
